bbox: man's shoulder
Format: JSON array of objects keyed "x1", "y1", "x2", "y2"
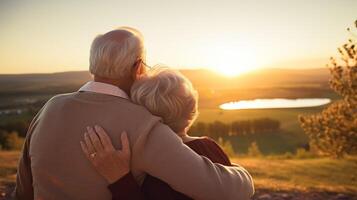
[
  {"x1": 118, "y1": 99, "x2": 153, "y2": 116},
  {"x1": 116, "y1": 98, "x2": 163, "y2": 126},
  {"x1": 48, "y1": 92, "x2": 159, "y2": 120},
  {"x1": 47, "y1": 92, "x2": 77, "y2": 103},
  {"x1": 37, "y1": 92, "x2": 75, "y2": 110}
]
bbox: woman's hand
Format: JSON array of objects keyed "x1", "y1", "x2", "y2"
[{"x1": 80, "y1": 125, "x2": 131, "y2": 184}]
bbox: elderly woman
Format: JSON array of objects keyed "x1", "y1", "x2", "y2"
[{"x1": 81, "y1": 68, "x2": 235, "y2": 200}]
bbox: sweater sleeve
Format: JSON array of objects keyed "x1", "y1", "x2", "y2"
[
  {"x1": 132, "y1": 122, "x2": 255, "y2": 200},
  {"x1": 108, "y1": 172, "x2": 146, "y2": 200},
  {"x1": 13, "y1": 107, "x2": 45, "y2": 200},
  {"x1": 13, "y1": 133, "x2": 34, "y2": 200}
]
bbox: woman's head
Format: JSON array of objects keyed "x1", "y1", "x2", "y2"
[{"x1": 131, "y1": 68, "x2": 198, "y2": 134}]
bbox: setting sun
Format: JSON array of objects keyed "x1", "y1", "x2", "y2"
[{"x1": 203, "y1": 41, "x2": 260, "y2": 77}]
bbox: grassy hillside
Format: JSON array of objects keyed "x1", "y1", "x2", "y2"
[
  {"x1": 233, "y1": 156, "x2": 357, "y2": 194},
  {"x1": 1, "y1": 151, "x2": 356, "y2": 199},
  {"x1": 0, "y1": 151, "x2": 18, "y2": 194}
]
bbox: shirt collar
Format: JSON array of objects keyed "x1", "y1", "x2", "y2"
[{"x1": 78, "y1": 81, "x2": 129, "y2": 99}]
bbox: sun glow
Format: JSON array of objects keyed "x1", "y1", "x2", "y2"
[{"x1": 203, "y1": 41, "x2": 261, "y2": 77}]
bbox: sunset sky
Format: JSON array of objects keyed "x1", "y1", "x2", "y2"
[{"x1": 0, "y1": 0, "x2": 356, "y2": 75}]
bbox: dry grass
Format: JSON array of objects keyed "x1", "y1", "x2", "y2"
[
  {"x1": 233, "y1": 156, "x2": 357, "y2": 194},
  {"x1": 1, "y1": 151, "x2": 356, "y2": 195},
  {"x1": 0, "y1": 151, "x2": 19, "y2": 196}
]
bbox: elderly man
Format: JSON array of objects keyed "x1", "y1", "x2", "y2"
[{"x1": 14, "y1": 27, "x2": 254, "y2": 200}]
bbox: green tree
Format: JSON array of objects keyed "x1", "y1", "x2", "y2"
[{"x1": 299, "y1": 20, "x2": 357, "y2": 158}]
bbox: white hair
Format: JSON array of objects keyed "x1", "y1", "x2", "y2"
[
  {"x1": 131, "y1": 68, "x2": 199, "y2": 133},
  {"x1": 89, "y1": 27, "x2": 144, "y2": 79}
]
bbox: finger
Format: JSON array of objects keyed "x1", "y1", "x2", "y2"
[
  {"x1": 94, "y1": 125, "x2": 115, "y2": 151},
  {"x1": 87, "y1": 126, "x2": 104, "y2": 152},
  {"x1": 80, "y1": 141, "x2": 90, "y2": 159},
  {"x1": 84, "y1": 132, "x2": 96, "y2": 154},
  {"x1": 120, "y1": 131, "x2": 130, "y2": 155}
]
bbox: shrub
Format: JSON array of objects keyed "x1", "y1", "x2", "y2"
[
  {"x1": 282, "y1": 152, "x2": 294, "y2": 159},
  {"x1": 247, "y1": 142, "x2": 262, "y2": 157},
  {"x1": 295, "y1": 148, "x2": 316, "y2": 159},
  {"x1": 217, "y1": 137, "x2": 236, "y2": 157},
  {"x1": 4, "y1": 132, "x2": 24, "y2": 150},
  {"x1": 299, "y1": 20, "x2": 357, "y2": 158}
]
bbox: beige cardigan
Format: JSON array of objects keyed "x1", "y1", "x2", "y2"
[{"x1": 14, "y1": 92, "x2": 254, "y2": 200}]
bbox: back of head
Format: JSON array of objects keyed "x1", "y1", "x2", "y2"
[
  {"x1": 131, "y1": 68, "x2": 199, "y2": 133},
  {"x1": 89, "y1": 27, "x2": 144, "y2": 79}
]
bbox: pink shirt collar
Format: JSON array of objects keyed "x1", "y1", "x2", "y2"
[{"x1": 78, "y1": 81, "x2": 129, "y2": 99}]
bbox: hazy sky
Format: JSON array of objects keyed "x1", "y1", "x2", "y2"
[{"x1": 0, "y1": 0, "x2": 356, "y2": 74}]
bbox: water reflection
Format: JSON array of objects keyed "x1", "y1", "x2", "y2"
[{"x1": 219, "y1": 98, "x2": 331, "y2": 110}]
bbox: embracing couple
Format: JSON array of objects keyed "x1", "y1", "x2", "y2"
[{"x1": 13, "y1": 27, "x2": 254, "y2": 200}]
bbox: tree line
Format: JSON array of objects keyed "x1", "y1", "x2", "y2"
[
  {"x1": 188, "y1": 118, "x2": 281, "y2": 139},
  {"x1": 0, "y1": 117, "x2": 281, "y2": 150}
]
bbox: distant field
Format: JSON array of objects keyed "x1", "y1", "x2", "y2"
[
  {"x1": 1, "y1": 151, "x2": 356, "y2": 198},
  {"x1": 0, "y1": 94, "x2": 333, "y2": 154},
  {"x1": 196, "y1": 106, "x2": 325, "y2": 132},
  {"x1": 193, "y1": 106, "x2": 330, "y2": 154},
  {"x1": 0, "y1": 68, "x2": 338, "y2": 155}
]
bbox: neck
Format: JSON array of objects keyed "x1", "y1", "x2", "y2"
[
  {"x1": 177, "y1": 131, "x2": 190, "y2": 141},
  {"x1": 179, "y1": 134, "x2": 198, "y2": 143},
  {"x1": 94, "y1": 76, "x2": 133, "y2": 95}
]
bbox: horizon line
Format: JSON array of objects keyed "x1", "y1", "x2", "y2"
[{"x1": 0, "y1": 66, "x2": 329, "y2": 76}]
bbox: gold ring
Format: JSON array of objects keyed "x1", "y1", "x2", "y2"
[{"x1": 90, "y1": 153, "x2": 97, "y2": 158}]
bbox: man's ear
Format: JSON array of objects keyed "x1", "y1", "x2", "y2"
[{"x1": 131, "y1": 61, "x2": 144, "y2": 80}]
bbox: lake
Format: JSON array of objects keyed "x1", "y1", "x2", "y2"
[{"x1": 219, "y1": 98, "x2": 331, "y2": 110}]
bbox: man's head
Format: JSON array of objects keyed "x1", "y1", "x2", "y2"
[{"x1": 89, "y1": 27, "x2": 146, "y2": 89}]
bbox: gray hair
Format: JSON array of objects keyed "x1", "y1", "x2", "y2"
[
  {"x1": 89, "y1": 27, "x2": 144, "y2": 79},
  {"x1": 131, "y1": 68, "x2": 199, "y2": 133}
]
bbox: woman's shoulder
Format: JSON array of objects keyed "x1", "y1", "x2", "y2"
[
  {"x1": 185, "y1": 136, "x2": 218, "y2": 147},
  {"x1": 184, "y1": 136, "x2": 232, "y2": 166}
]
